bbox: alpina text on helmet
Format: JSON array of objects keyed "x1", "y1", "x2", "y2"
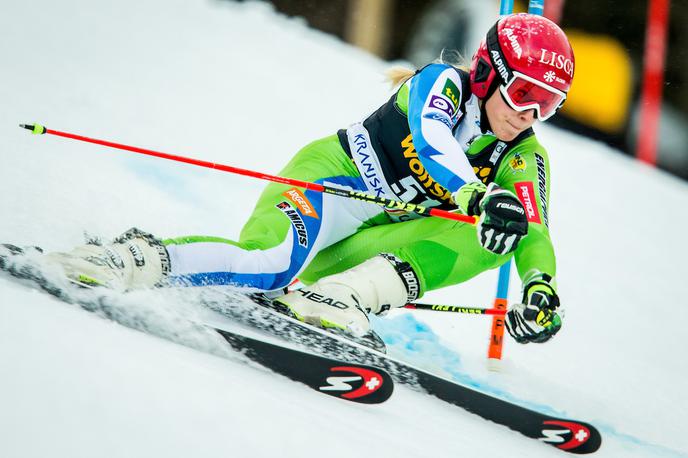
[
  {"x1": 503, "y1": 28, "x2": 522, "y2": 59},
  {"x1": 491, "y1": 50, "x2": 509, "y2": 82}
]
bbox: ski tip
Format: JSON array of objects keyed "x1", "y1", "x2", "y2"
[{"x1": 19, "y1": 123, "x2": 46, "y2": 135}]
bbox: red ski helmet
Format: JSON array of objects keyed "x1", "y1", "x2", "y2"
[{"x1": 469, "y1": 13, "x2": 575, "y2": 121}]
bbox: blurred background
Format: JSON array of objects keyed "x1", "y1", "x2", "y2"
[{"x1": 230, "y1": 0, "x2": 687, "y2": 180}]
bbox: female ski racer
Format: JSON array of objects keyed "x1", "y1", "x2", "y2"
[{"x1": 46, "y1": 13, "x2": 574, "y2": 345}]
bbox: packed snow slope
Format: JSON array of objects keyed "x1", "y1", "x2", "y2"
[{"x1": 1, "y1": 1, "x2": 687, "y2": 457}]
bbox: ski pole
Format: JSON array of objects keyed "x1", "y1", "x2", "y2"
[
  {"x1": 404, "y1": 303, "x2": 506, "y2": 316},
  {"x1": 20, "y1": 123, "x2": 476, "y2": 225}
]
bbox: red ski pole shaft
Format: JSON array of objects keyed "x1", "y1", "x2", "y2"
[
  {"x1": 21, "y1": 123, "x2": 476, "y2": 225},
  {"x1": 404, "y1": 303, "x2": 506, "y2": 316}
]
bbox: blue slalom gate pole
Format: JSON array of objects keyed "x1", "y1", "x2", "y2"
[
  {"x1": 488, "y1": 0, "x2": 545, "y2": 365},
  {"x1": 528, "y1": 0, "x2": 545, "y2": 15},
  {"x1": 499, "y1": 0, "x2": 514, "y2": 16}
]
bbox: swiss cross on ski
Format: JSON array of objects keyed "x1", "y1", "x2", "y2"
[
  {"x1": 540, "y1": 420, "x2": 593, "y2": 451},
  {"x1": 319, "y1": 366, "x2": 386, "y2": 400}
]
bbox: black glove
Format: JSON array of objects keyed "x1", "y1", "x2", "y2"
[
  {"x1": 476, "y1": 183, "x2": 528, "y2": 255},
  {"x1": 452, "y1": 182, "x2": 528, "y2": 255},
  {"x1": 506, "y1": 274, "x2": 562, "y2": 344}
]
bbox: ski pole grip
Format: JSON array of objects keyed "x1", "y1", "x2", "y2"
[{"x1": 20, "y1": 124, "x2": 46, "y2": 135}]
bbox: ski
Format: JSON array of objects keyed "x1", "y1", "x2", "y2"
[
  {"x1": 0, "y1": 245, "x2": 602, "y2": 452},
  {"x1": 0, "y1": 246, "x2": 393, "y2": 404},
  {"x1": 206, "y1": 294, "x2": 602, "y2": 454}
]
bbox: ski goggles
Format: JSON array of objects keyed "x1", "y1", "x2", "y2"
[{"x1": 499, "y1": 71, "x2": 567, "y2": 121}]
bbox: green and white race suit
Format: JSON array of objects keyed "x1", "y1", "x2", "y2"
[{"x1": 164, "y1": 63, "x2": 555, "y2": 296}]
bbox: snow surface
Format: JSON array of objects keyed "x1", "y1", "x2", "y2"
[{"x1": 1, "y1": 0, "x2": 687, "y2": 456}]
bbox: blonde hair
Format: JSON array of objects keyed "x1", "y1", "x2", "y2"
[
  {"x1": 385, "y1": 49, "x2": 470, "y2": 89},
  {"x1": 385, "y1": 66, "x2": 416, "y2": 88}
]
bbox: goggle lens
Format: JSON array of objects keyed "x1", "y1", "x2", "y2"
[{"x1": 500, "y1": 74, "x2": 566, "y2": 121}]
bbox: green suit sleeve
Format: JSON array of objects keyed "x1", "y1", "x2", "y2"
[{"x1": 494, "y1": 136, "x2": 556, "y2": 287}]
